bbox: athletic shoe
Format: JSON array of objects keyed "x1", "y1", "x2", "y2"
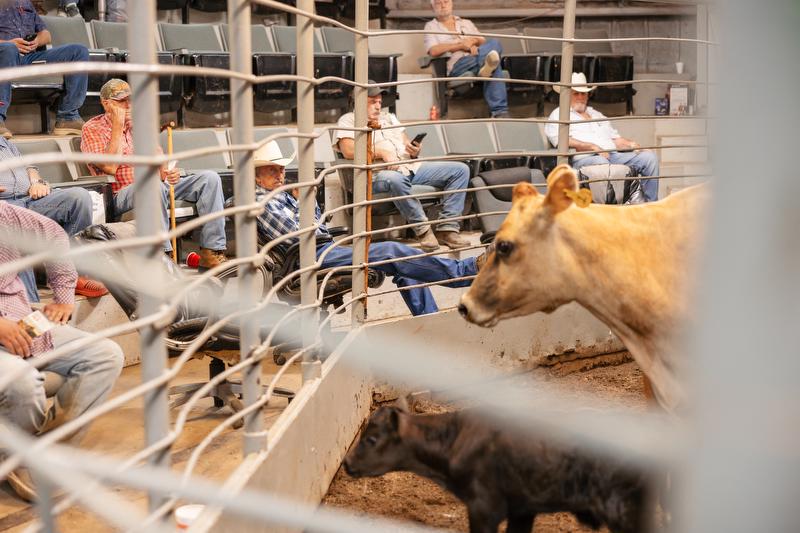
[
  {"x1": 478, "y1": 50, "x2": 500, "y2": 78},
  {"x1": 75, "y1": 276, "x2": 109, "y2": 298}
]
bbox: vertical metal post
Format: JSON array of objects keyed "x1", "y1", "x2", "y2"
[
  {"x1": 350, "y1": 0, "x2": 369, "y2": 325},
  {"x1": 97, "y1": 0, "x2": 107, "y2": 21},
  {"x1": 128, "y1": 0, "x2": 169, "y2": 514},
  {"x1": 696, "y1": 5, "x2": 708, "y2": 112},
  {"x1": 556, "y1": 0, "x2": 577, "y2": 166},
  {"x1": 228, "y1": 0, "x2": 264, "y2": 454},
  {"x1": 297, "y1": 0, "x2": 321, "y2": 381}
]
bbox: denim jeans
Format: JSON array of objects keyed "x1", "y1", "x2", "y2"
[
  {"x1": 6, "y1": 188, "x2": 94, "y2": 303},
  {"x1": 0, "y1": 325, "x2": 123, "y2": 437},
  {"x1": 449, "y1": 39, "x2": 508, "y2": 116},
  {"x1": 572, "y1": 150, "x2": 660, "y2": 202},
  {"x1": 319, "y1": 240, "x2": 477, "y2": 316},
  {"x1": 373, "y1": 161, "x2": 470, "y2": 235},
  {"x1": 113, "y1": 170, "x2": 226, "y2": 252},
  {"x1": 0, "y1": 43, "x2": 89, "y2": 122}
]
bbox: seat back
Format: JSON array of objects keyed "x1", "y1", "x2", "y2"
[
  {"x1": 189, "y1": 0, "x2": 227, "y2": 11},
  {"x1": 159, "y1": 129, "x2": 229, "y2": 170},
  {"x1": 442, "y1": 122, "x2": 496, "y2": 156},
  {"x1": 271, "y1": 25, "x2": 324, "y2": 54},
  {"x1": 491, "y1": 28, "x2": 526, "y2": 55},
  {"x1": 69, "y1": 136, "x2": 91, "y2": 177},
  {"x1": 91, "y1": 20, "x2": 128, "y2": 49},
  {"x1": 320, "y1": 26, "x2": 356, "y2": 53},
  {"x1": 220, "y1": 24, "x2": 274, "y2": 53},
  {"x1": 523, "y1": 27, "x2": 564, "y2": 54},
  {"x1": 159, "y1": 23, "x2": 223, "y2": 51},
  {"x1": 493, "y1": 121, "x2": 548, "y2": 153},
  {"x1": 42, "y1": 15, "x2": 92, "y2": 48},
  {"x1": 15, "y1": 139, "x2": 74, "y2": 183},
  {"x1": 402, "y1": 124, "x2": 446, "y2": 159},
  {"x1": 575, "y1": 28, "x2": 613, "y2": 54}
]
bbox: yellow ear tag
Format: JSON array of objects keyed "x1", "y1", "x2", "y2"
[{"x1": 564, "y1": 188, "x2": 592, "y2": 208}]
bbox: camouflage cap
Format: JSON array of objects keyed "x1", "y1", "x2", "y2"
[{"x1": 100, "y1": 78, "x2": 131, "y2": 100}]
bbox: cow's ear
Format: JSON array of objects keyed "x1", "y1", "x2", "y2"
[
  {"x1": 512, "y1": 181, "x2": 540, "y2": 203},
  {"x1": 543, "y1": 164, "x2": 578, "y2": 215}
]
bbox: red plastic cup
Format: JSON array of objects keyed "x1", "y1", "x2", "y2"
[{"x1": 186, "y1": 252, "x2": 200, "y2": 268}]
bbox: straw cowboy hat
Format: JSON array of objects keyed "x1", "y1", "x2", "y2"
[
  {"x1": 253, "y1": 140, "x2": 295, "y2": 168},
  {"x1": 554, "y1": 72, "x2": 596, "y2": 94}
]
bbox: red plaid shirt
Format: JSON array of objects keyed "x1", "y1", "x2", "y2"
[
  {"x1": 81, "y1": 114, "x2": 142, "y2": 194},
  {"x1": 0, "y1": 202, "x2": 76, "y2": 356}
]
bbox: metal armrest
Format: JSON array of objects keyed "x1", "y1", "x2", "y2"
[{"x1": 418, "y1": 54, "x2": 449, "y2": 69}]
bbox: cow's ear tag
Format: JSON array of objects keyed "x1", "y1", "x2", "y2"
[{"x1": 564, "y1": 188, "x2": 592, "y2": 208}]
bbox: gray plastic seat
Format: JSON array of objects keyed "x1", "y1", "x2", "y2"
[
  {"x1": 442, "y1": 122, "x2": 495, "y2": 156},
  {"x1": 158, "y1": 129, "x2": 228, "y2": 171},
  {"x1": 252, "y1": 128, "x2": 297, "y2": 169},
  {"x1": 471, "y1": 166, "x2": 546, "y2": 235},
  {"x1": 271, "y1": 25, "x2": 325, "y2": 54},
  {"x1": 15, "y1": 139, "x2": 74, "y2": 184},
  {"x1": 522, "y1": 27, "x2": 564, "y2": 54},
  {"x1": 403, "y1": 124, "x2": 447, "y2": 160},
  {"x1": 492, "y1": 28, "x2": 526, "y2": 55},
  {"x1": 90, "y1": 20, "x2": 128, "y2": 49},
  {"x1": 159, "y1": 23, "x2": 223, "y2": 51},
  {"x1": 220, "y1": 24, "x2": 274, "y2": 53},
  {"x1": 42, "y1": 15, "x2": 92, "y2": 47}
]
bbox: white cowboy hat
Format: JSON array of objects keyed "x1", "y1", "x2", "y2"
[
  {"x1": 554, "y1": 72, "x2": 596, "y2": 94},
  {"x1": 253, "y1": 140, "x2": 295, "y2": 168}
]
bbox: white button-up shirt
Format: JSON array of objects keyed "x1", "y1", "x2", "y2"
[
  {"x1": 423, "y1": 16, "x2": 480, "y2": 74},
  {"x1": 545, "y1": 106, "x2": 621, "y2": 154}
]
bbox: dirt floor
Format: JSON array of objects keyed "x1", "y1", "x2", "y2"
[{"x1": 323, "y1": 357, "x2": 648, "y2": 532}]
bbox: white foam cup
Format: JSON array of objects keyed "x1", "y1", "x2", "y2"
[{"x1": 175, "y1": 504, "x2": 205, "y2": 530}]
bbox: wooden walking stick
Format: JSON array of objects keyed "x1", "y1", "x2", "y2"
[{"x1": 165, "y1": 121, "x2": 178, "y2": 263}]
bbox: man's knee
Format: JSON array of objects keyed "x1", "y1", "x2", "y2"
[
  {"x1": 375, "y1": 171, "x2": 409, "y2": 193},
  {"x1": 0, "y1": 42, "x2": 19, "y2": 61},
  {"x1": 0, "y1": 360, "x2": 45, "y2": 433},
  {"x1": 485, "y1": 39, "x2": 503, "y2": 55},
  {"x1": 451, "y1": 162, "x2": 470, "y2": 185},
  {"x1": 60, "y1": 43, "x2": 90, "y2": 61},
  {"x1": 62, "y1": 187, "x2": 92, "y2": 210},
  {"x1": 94, "y1": 338, "x2": 125, "y2": 375},
  {"x1": 194, "y1": 169, "x2": 223, "y2": 190}
]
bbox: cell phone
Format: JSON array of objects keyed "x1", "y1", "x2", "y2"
[
  {"x1": 24, "y1": 33, "x2": 37, "y2": 42},
  {"x1": 411, "y1": 132, "x2": 427, "y2": 146}
]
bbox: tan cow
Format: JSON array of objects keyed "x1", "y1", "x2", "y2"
[{"x1": 459, "y1": 164, "x2": 708, "y2": 411}]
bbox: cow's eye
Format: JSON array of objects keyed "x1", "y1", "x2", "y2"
[
  {"x1": 496, "y1": 240, "x2": 514, "y2": 258},
  {"x1": 366, "y1": 436, "x2": 378, "y2": 446}
]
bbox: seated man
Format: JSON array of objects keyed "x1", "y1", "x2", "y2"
[
  {"x1": 545, "y1": 72, "x2": 659, "y2": 202},
  {"x1": 335, "y1": 83, "x2": 470, "y2": 253},
  {"x1": 0, "y1": 201, "x2": 123, "y2": 501},
  {"x1": 0, "y1": 0, "x2": 89, "y2": 138},
  {"x1": 81, "y1": 79, "x2": 227, "y2": 270},
  {"x1": 0, "y1": 137, "x2": 106, "y2": 298},
  {"x1": 423, "y1": 0, "x2": 509, "y2": 118},
  {"x1": 254, "y1": 141, "x2": 487, "y2": 317}
]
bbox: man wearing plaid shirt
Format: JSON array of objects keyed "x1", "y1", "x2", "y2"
[
  {"x1": 253, "y1": 141, "x2": 488, "y2": 316},
  {"x1": 0, "y1": 201, "x2": 123, "y2": 501},
  {"x1": 81, "y1": 79, "x2": 227, "y2": 270}
]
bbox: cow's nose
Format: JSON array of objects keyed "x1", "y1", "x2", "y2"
[{"x1": 457, "y1": 303, "x2": 469, "y2": 319}]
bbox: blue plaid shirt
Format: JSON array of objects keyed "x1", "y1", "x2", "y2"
[
  {"x1": 255, "y1": 185, "x2": 330, "y2": 256},
  {"x1": 0, "y1": 1, "x2": 46, "y2": 41}
]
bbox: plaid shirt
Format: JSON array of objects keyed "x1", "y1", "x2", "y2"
[
  {"x1": 0, "y1": 202, "x2": 76, "y2": 356},
  {"x1": 255, "y1": 185, "x2": 329, "y2": 256},
  {"x1": 81, "y1": 113, "x2": 136, "y2": 194}
]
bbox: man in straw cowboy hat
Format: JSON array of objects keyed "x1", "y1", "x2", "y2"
[
  {"x1": 545, "y1": 72, "x2": 659, "y2": 202},
  {"x1": 81, "y1": 79, "x2": 228, "y2": 270},
  {"x1": 252, "y1": 140, "x2": 489, "y2": 317}
]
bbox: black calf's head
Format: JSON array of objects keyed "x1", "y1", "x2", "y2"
[{"x1": 344, "y1": 405, "x2": 411, "y2": 478}]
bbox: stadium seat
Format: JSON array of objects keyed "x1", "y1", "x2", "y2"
[
  {"x1": 90, "y1": 20, "x2": 183, "y2": 115},
  {"x1": 219, "y1": 24, "x2": 297, "y2": 114},
  {"x1": 319, "y1": 26, "x2": 400, "y2": 111},
  {"x1": 271, "y1": 25, "x2": 353, "y2": 114},
  {"x1": 493, "y1": 29, "x2": 547, "y2": 116},
  {"x1": 492, "y1": 121, "x2": 555, "y2": 174},
  {"x1": 158, "y1": 128, "x2": 230, "y2": 172},
  {"x1": 337, "y1": 0, "x2": 389, "y2": 29},
  {"x1": 574, "y1": 29, "x2": 636, "y2": 114},
  {"x1": 471, "y1": 165, "x2": 546, "y2": 236},
  {"x1": 441, "y1": 122, "x2": 499, "y2": 176}
]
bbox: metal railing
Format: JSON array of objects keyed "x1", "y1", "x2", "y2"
[{"x1": 0, "y1": 0, "x2": 744, "y2": 531}]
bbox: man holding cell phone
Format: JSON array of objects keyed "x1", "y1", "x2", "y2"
[{"x1": 0, "y1": 0, "x2": 90, "y2": 138}]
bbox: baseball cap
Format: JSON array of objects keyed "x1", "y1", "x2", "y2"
[{"x1": 100, "y1": 78, "x2": 132, "y2": 100}]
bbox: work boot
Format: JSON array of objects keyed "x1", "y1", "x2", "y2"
[
  {"x1": 434, "y1": 230, "x2": 470, "y2": 250},
  {"x1": 478, "y1": 50, "x2": 500, "y2": 78},
  {"x1": 416, "y1": 228, "x2": 439, "y2": 253},
  {"x1": 6, "y1": 468, "x2": 36, "y2": 503},
  {"x1": 0, "y1": 122, "x2": 13, "y2": 139},
  {"x1": 198, "y1": 248, "x2": 228, "y2": 272},
  {"x1": 53, "y1": 118, "x2": 84, "y2": 136}
]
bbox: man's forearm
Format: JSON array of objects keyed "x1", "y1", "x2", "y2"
[
  {"x1": 428, "y1": 41, "x2": 465, "y2": 57},
  {"x1": 98, "y1": 126, "x2": 125, "y2": 174},
  {"x1": 569, "y1": 138, "x2": 601, "y2": 153},
  {"x1": 36, "y1": 30, "x2": 51, "y2": 46}
]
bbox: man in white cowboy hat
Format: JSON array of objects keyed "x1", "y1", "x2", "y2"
[
  {"x1": 544, "y1": 72, "x2": 659, "y2": 202},
  {"x1": 252, "y1": 140, "x2": 488, "y2": 317}
]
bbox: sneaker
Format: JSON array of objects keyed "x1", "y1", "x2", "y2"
[
  {"x1": 491, "y1": 111, "x2": 510, "y2": 119},
  {"x1": 198, "y1": 248, "x2": 228, "y2": 271},
  {"x1": 0, "y1": 122, "x2": 12, "y2": 139},
  {"x1": 416, "y1": 228, "x2": 440, "y2": 253},
  {"x1": 53, "y1": 118, "x2": 84, "y2": 136},
  {"x1": 64, "y1": 2, "x2": 80, "y2": 17},
  {"x1": 478, "y1": 50, "x2": 500, "y2": 78},
  {"x1": 6, "y1": 468, "x2": 36, "y2": 502},
  {"x1": 75, "y1": 276, "x2": 109, "y2": 298},
  {"x1": 475, "y1": 241, "x2": 495, "y2": 270},
  {"x1": 434, "y1": 230, "x2": 470, "y2": 249}
]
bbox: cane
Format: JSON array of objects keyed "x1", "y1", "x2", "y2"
[{"x1": 161, "y1": 121, "x2": 178, "y2": 263}]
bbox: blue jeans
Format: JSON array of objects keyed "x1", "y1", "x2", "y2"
[
  {"x1": 6, "y1": 188, "x2": 94, "y2": 303},
  {"x1": 0, "y1": 42, "x2": 89, "y2": 122},
  {"x1": 319, "y1": 240, "x2": 477, "y2": 316},
  {"x1": 572, "y1": 150, "x2": 660, "y2": 202},
  {"x1": 449, "y1": 39, "x2": 509, "y2": 115},
  {"x1": 0, "y1": 325, "x2": 123, "y2": 436},
  {"x1": 113, "y1": 170, "x2": 226, "y2": 252},
  {"x1": 373, "y1": 161, "x2": 470, "y2": 235}
]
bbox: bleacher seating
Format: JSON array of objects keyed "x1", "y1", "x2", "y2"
[
  {"x1": 493, "y1": 29, "x2": 547, "y2": 116},
  {"x1": 492, "y1": 120, "x2": 555, "y2": 174}
]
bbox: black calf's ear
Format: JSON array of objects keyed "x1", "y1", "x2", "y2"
[{"x1": 389, "y1": 409, "x2": 400, "y2": 432}]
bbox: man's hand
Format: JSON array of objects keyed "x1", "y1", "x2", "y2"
[
  {"x1": 43, "y1": 303, "x2": 73, "y2": 325},
  {"x1": 28, "y1": 182, "x2": 50, "y2": 200},
  {"x1": 405, "y1": 141, "x2": 421, "y2": 159},
  {"x1": 0, "y1": 318, "x2": 33, "y2": 357},
  {"x1": 469, "y1": 44, "x2": 479, "y2": 56},
  {"x1": 10, "y1": 37, "x2": 36, "y2": 55},
  {"x1": 588, "y1": 144, "x2": 610, "y2": 159},
  {"x1": 160, "y1": 167, "x2": 181, "y2": 185},
  {"x1": 109, "y1": 102, "x2": 127, "y2": 129},
  {"x1": 377, "y1": 150, "x2": 400, "y2": 171}
]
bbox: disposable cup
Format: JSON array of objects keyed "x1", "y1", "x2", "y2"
[{"x1": 175, "y1": 504, "x2": 205, "y2": 530}]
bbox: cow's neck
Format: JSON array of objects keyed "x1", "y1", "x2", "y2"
[{"x1": 400, "y1": 412, "x2": 462, "y2": 485}]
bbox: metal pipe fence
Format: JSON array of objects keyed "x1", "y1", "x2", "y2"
[{"x1": 0, "y1": 0, "x2": 736, "y2": 531}]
